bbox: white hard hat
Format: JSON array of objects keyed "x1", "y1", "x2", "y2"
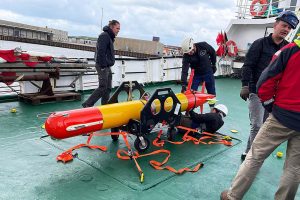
[
  {"x1": 214, "y1": 104, "x2": 228, "y2": 117},
  {"x1": 181, "y1": 38, "x2": 194, "y2": 54}
]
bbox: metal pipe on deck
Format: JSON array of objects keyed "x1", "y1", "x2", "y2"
[
  {"x1": 0, "y1": 68, "x2": 95, "y2": 72},
  {"x1": 0, "y1": 74, "x2": 49, "y2": 82},
  {"x1": 0, "y1": 62, "x2": 95, "y2": 68}
]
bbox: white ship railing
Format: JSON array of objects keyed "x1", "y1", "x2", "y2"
[
  {"x1": 236, "y1": 0, "x2": 300, "y2": 42},
  {"x1": 0, "y1": 56, "x2": 183, "y2": 97}
]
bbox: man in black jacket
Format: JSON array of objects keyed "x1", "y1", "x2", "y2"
[
  {"x1": 180, "y1": 38, "x2": 217, "y2": 95},
  {"x1": 82, "y1": 20, "x2": 120, "y2": 107},
  {"x1": 239, "y1": 11, "x2": 298, "y2": 160},
  {"x1": 180, "y1": 104, "x2": 228, "y2": 133}
]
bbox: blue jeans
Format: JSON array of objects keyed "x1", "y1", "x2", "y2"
[{"x1": 191, "y1": 72, "x2": 216, "y2": 95}]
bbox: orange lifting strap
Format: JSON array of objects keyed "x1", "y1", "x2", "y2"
[
  {"x1": 55, "y1": 126, "x2": 232, "y2": 182},
  {"x1": 153, "y1": 126, "x2": 233, "y2": 147},
  {"x1": 56, "y1": 132, "x2": 118, "y2": 163},
  {"x1": 117, "y1": 147, "x2": 203, "y2": 175}
]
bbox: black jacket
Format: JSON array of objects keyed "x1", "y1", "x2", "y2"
[
  {"x1": 95, "y1": 26, "x2": 116, "y2": 68},
  {"x1": 189, "y1": 111, "x2": 224, "y2": 133},
  {"x1": 181, "y1": 42, "x2": 216, "y2": 85},
  {"x1": 241, "y1": 34, "x2": 288, "y2": 93}
]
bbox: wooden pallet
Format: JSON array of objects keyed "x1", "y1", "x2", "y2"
[{"x1": 18, "y1": 91, "x2": 81, "y2": 105}]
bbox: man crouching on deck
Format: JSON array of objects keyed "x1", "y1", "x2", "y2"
[{"x1": 180, "y1": 104, "x2": 228, "y2": 133}]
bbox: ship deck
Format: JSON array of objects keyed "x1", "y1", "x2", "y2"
[{"x1": 0, "y1": 78, "x2": 298, "y2": 200}]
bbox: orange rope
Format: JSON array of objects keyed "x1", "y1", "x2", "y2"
[
  {"x1": 56, "y1": 126, "x2": 232, "y2": 181},
  {"x1": 152, "y1": 126, "x2": 233, "y2": 147}
]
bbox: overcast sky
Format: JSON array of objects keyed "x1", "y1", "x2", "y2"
[{"x1": 0, "y1": 0, "x2": 236, "y2": 47}]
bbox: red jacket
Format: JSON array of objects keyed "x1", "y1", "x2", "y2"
[{"x1": 257, "y1": 40, "x2": 300, "y2": 131}]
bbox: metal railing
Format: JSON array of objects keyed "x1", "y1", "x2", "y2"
[
  {"x1": 0, "y1": 35, "x2": 159, "y2": 58},
  {"x1": 236, "y1": 0, "x2": 300, "y2": 41},
  {"x1": 236, "y1": 0, "x2": 299, "y2": 19}
]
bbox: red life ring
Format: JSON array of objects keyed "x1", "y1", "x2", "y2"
[
  {"x1": 250, "y1": 0, "x2": 268, "y2": 16},
  {"x1": 226, "y1": 40, "x2": 238, "y2": 57}
]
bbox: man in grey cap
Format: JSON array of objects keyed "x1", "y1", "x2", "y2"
[{"x1": 239, "y1": 11, "x2": 299, "y2": 160}]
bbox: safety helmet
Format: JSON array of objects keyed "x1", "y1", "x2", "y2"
[
  {"x1": 276, "y1": 10, "x2": 299, "y2": 29},
  {"x1": 214, "y1": 104, "x2": 228, "y2": 117},
  {"x1": 181, "y1": 38, "x2": 194, "y2": 54}
]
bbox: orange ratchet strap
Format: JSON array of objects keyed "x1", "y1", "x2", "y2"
[
  {"x1": 55, "y1": 127, "x2": 230, "y2": 182},
  {"x1": 117, "y1": 132, "x2": 203, "y2": 182},
  {"x1": 152, "y1": 126, "x2": 233, "y2": 147},
  {"x1": 56, "y1": 131, "x2": 121, "y2": 163},
  {"x1": 117, "y1": 148, "x2": 203, "y2": 175}
]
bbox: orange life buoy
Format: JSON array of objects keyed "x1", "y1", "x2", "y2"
[
  {"x1": 250, "y1": 0, "x2": 268, "y2": 16},
  {"x1": 226, "y1": 40, "x2": 238, "y2": 57}
]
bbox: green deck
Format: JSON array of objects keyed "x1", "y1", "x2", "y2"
[{"x1": 0, "y1": 78, "x2": 297, "y2": 200}]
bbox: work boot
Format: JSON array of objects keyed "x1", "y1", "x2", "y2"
[
  {"x1": 241, "y1": 152, "x2": 247, "y2": 161},
  {"x1": 220, "y1": 190, "x2": 229, "y2": 200}
]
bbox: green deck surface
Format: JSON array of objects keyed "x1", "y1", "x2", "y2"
[{"x1": 0, "y1": 78, "x2": 298, "y2": 200}]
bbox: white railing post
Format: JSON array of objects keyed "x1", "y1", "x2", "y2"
[
  {"x1": 242, "y1": 0, "x2": 247, "y2": 18},
  {"x1": 267, "y1": 0, "x2": 273, "y2": 18},
  {"x1": 237, "y1": 0, "x2": 242, "y2": 18}
]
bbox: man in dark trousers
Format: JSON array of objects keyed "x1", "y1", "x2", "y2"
[
  {"x1": 180, "y1": 38, "x2": 217, "y2": 95},
  {"x1": 180, "y1": 104, "x2": 228, "y2": 133},
  {"x1": 82, "y1": 20, "x2": 120, "y2": 107},
  {"x1": 221, "y1": 36, "x2": 300, "y2": 200},
  {"x1": 239, "y1": 11, "x2": 298, "y2": 160}
]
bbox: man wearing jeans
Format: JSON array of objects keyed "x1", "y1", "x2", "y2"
[
  {"x1": 82, "y1": 20, "x2": 120, "y2": 107},
  {"x1": 239, "y1": 11, "x2": 298, "y2": 160},
  {"x1": 221, "y1": 37, "x2": 300, "y2": 200},
  {"x1": 180, "y1": 38, "x2": 217, "y2": 95}
]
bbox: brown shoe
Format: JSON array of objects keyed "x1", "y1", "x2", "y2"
[{"x1": 220, "y1": 190, "x2": 229, "y2": 200}]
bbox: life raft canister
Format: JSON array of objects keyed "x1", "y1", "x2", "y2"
[
  {"x1": 226, "y1": 40, "x2": 238, "y2": 57},
  {"x1": 250, "y1": 0, "x2": 268, "y2": 17}
]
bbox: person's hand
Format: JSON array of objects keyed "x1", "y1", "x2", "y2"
[
  {"x1": 240, "y1": 86, "x2": 250, "y2": 101},
  {"x1": 181, "y1": 85, "x2": 186, "y2": 93},
  {"x1": 262, "y1": 98, "x2": 274, "y2": 113}
]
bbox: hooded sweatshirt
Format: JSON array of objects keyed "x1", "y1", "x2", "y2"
[{"x1": 95, "y1": 26, "x2": 116, "y2": 68}]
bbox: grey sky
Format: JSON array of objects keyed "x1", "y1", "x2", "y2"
[{"x1": 0, "y1": 0, "x2": 236, "y2": 47}]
